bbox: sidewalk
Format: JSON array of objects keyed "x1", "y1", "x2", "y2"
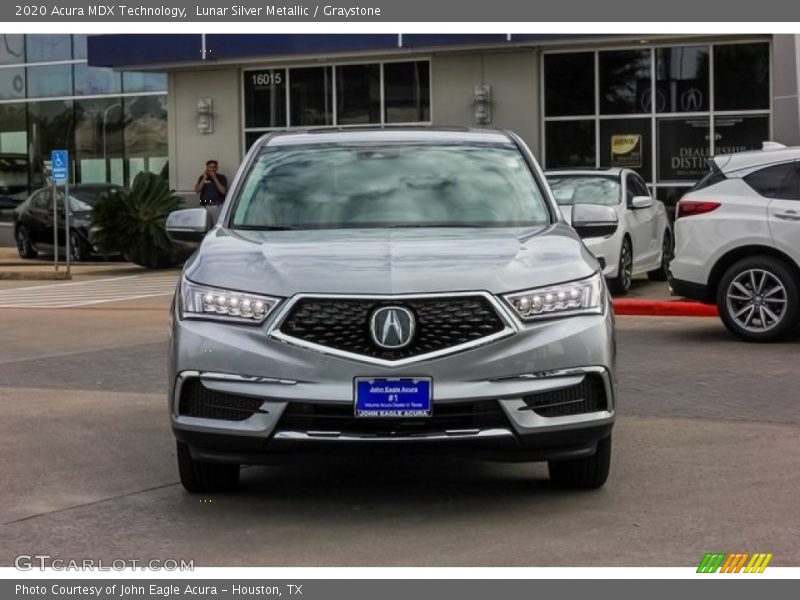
[{"x1": 0, "y1": 247, "x2": 179, "y2": 285}]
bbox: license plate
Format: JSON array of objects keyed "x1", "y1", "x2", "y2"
[{"x1": 354, "y1": 377, "x2": 432, "y2": 418}]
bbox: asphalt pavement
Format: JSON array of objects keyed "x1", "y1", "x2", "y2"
[{"x1": 0, "y1": 282, "x2": 798, "y2": 567}]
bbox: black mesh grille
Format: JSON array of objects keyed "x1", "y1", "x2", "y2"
[
  {"x1": 277, "y1": 400, "x2": 509, "y2": 436},
  {"x1": 179, "y1": 379, "x2": 267, "y2": 421},
  {"x1": 521, "y1": 374, "x2": 607, "y2": 417},
  {"x1": 278, "y1": 296, "x2": 506, "y2": 360}
]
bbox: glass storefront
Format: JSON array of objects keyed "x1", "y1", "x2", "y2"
[
  {"x1": 543, "y1": 41, "x2": 771, "y2": 212},
  {"x1": 243, "y1": 60, "x2": 431, "y2": 150},
  {"x1": 0, "y1": 33, "x2": 167, "y2": 200}
]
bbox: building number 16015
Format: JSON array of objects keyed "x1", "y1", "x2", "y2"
[{"x1": 251, "y1": 72, "x2": 283, "y2": 87}]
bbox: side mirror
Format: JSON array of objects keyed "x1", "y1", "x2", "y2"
[
  {"x1": 571, "y1": 204, "x2": 618, "y2": 239},
  {"x1": 166, "y1": 208, "x2": 212, "y2": 243},
  {"x1": 631, "y1": 195, "x2": 653, "y2": 210}
]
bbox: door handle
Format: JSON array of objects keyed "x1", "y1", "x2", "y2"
[{"x1": 775, "y1": 211, "x2": 800, "y2": 221}]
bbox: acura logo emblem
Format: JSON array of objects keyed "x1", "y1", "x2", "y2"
[{"x1": 370, "y1": 306, "x2": 415, "y2": 349}]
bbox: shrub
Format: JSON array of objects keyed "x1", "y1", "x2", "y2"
[{"x1": 91, "y1": 172, "x2": 191, "y2": 268}]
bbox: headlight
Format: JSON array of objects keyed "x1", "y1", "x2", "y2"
[
  {"x1": 504, "y1": 273, "x2": 604, "y2": 321},
  {"x1": 179, "y1": 279, "x2": 280, "y2": 324}
]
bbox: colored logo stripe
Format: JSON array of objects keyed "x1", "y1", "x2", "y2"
[
  {"x1": 745, "y1": 553, "x2": 773, "y2": 573},
  {"x1": 697, "y1": 552, "x2": 773, "y2": 573},
  {"x1": 697, "y1": 553, "x2": 726, "y2": 573}
]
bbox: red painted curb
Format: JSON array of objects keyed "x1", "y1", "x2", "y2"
[{"x1": 612, "y1": 299, "x2": 719, "y2": 317}]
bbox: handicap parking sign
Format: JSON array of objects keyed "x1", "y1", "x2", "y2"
[{"x1": 51, "y1": 150, "x2": 68, "y2": 182}]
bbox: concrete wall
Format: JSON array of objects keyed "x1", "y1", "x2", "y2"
[
  {"x1": 772, "y1": 34, "x2": 800, "y2": 146},
  {"x1": 167, "y1": 66, "x2": 241, "y2": 195},
  {"x1": 431, "y1": 49, "x2": 540, "y2": 155}
]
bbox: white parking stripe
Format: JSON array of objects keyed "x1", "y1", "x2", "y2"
[{"x1": 0, "y1": 274, "x2": 179, "y2": 308}]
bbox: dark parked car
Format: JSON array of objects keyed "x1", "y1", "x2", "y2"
[{"x1": 13, "y1": 183, "x2": 123, "y2": 261}]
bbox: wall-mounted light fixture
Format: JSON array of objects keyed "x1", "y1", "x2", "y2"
[
  {"x1": 474, "y1": 85, "x2": 492, "y2": 125},
  {"x1": 197, "y1": 97, "x2": 214, "y2": 134}
]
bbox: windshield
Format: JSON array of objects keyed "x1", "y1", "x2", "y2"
[
  {"x1": 547, "y1": 176, "x2": 621, "y2": 206},
  {"x1": 69, "y1": 186, "x2": 120, "y2": 211},
  {"x1": 231, "y1": 142, "x2": 551, "y2": 230}
]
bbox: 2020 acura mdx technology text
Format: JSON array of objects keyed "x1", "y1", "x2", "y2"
[{"x1": 166, "y1": 128, "x2": 617, "y2": 493}]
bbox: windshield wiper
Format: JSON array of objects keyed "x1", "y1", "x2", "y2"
[
  {"x1": 388, "y1": 223, "x2": 485, "y2": 228},
  {"x1": 237, "y1": 225, "x2": 296, "y2": 231}
]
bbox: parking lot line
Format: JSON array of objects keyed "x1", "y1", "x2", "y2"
[{"x1": 0, "y1": 274, "x2": 179, "y2": 308}]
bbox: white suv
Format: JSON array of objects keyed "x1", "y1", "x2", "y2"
[{"x1": 670, "y1": 146, "x2": 800, "y2": 342}]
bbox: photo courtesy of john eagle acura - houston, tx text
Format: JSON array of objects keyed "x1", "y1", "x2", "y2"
[{"x1": 165, "y1": 128, "x2": 616, "y2": 493}]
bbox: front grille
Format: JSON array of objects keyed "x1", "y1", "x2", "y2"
[
  {"x1": 278, "y1": 296, "x2": 506, "y2": 361},
  {"x1": 178, "y1": 379, "x2": 267, "y2": 421},
  {"x1": 521, "y1": 374, "x2": 608, "y2": 417},
  {"x1": 276, "y1": 400, "x2": 509, "y2": 436}
]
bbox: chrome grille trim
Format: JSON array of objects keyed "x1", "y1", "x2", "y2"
[{"x1": 267, "y1": 291, "x2": 518, "y2": 366}]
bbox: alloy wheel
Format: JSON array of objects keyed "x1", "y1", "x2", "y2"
[
  {"x1": 725, "y1": 269, "x2": 788, "y2": 333},
  {"x1": 620, "y1": 242, "x2": 633, "y2": 290}
]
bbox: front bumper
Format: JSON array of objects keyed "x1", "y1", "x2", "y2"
[
  {"x1": 583, "y1": 236, "x2": 620, "y2": 278},
  {"x1": 169, "y1": 301, "x2": 616, "y2": 464}
]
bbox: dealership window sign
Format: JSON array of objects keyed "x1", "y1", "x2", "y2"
[
  {"x1": 611, "y1": 134, "x2": 642, "y2": 168},
  {"x1": 658, "y1": 118, "x2": 711, "y2": 181}
]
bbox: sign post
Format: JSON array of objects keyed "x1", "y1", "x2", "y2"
[
  {"x1": 50, "y1": 150, "x2": 70, "y2": 276},
  {"x1": 51, "y1": 177, "x2": 58, "y2": 271}
]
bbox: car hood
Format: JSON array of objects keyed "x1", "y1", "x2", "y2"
[{"x1": 184, "y1": 224, "x2": 597, "y2": 297}]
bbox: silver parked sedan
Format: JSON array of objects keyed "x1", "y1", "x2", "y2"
[{"x1": 166, "y1": 128, "x2": 617, "y2": 493}]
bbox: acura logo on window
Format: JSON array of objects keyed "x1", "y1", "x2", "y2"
[
  {"x1": 681, "y1": 88, "x2": 703, "y2": 112},
  {"x1": 370, "y1": 306, "x2": 416, "y2": 349}
]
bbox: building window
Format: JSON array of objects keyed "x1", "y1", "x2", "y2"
[
  {"x1": 714, "y1": 115, "x2": 770, "y2": 155},
  {"x1": 542, "y1": 40, "x2": 771, "y2": 213},
  {"x1": 27, "y1": 100, "x2": 74, "y2": 189},
  {"x1": 0, "y1": 35, "x2": 26, "y2": 65},
  {"x1": 74, "y1": 98, "x2": 124, "y2": 185},
  {"x1": 25, "y1": 34, "x2": 72, "y2": 63},
  {"x1": 244, "y1": 68, "x2": 287, "y2": 128},
  {"x1": 545, "y1": 120, "x2": 595, "y2": 168},
  {"x1": 74, "y1": 64, "x2": 122, "y2": 96},
  {"x1": 123, "y1": 95, "x2": 168, "y2": 183},
  {"x1": 0, "y1": 67, "x2": 26, "y2": 99},
  {"x1": 544, "y1": 52, "x2": 594, "y2": 117},
  {"x1": 657, "y1": 117, "x2": 711, "y2": 182},
  {"x1": 289, "y1": 66, "x2": 333, "y2": 127},
  {"x1": 713, "y1": 43, "x2": 770, "y2": 111},
  {"x1": 384, "y1": 61, "x2": 430, "y2": 123},
  {"x1": 336, "y1": 63, "x2": 381, "y2": 125},
  {"x1": 26, "y1": 64, "x2": 73, "y2": 98},
  {"x1": 656, "y1": 46, "x2": 709, "y2": 113},
  {"x1": 599, "y1": 49, "x2": 651, "y2": 115},
  {"x1": 600, "y1": 118, "x2": 652, "y2": 182},
  {"x1": 122, "y1": 71, "x2": 167, "y2": 94},
  {"x1": 243, "y1": 60, "x2": 431, "y2": 149}
]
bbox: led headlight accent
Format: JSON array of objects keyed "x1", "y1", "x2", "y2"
[
  {"x1": 504, "y1": 274, "x2": 604, "y2": 320},
  {"x1": 180, "y1": 279, "x2": 279, "y2": 323}
]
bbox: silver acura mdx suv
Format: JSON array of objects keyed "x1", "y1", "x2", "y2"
[{"x1": 166, "y1": 128, "x2": 617, "y2": 493}]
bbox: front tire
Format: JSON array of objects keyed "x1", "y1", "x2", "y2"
[
  {"x1": 548, "y1": 435, "x2": 612, "y2": 489},
  {"x1": 716, "y1": 256, "x2": 799, "y2": 343},
  {"x1": 608, "y1": 238, "x2": 633, "y2": 296},
  {"x1": 15, "y1": 225, "x2": 38, "y2": 259},
  {"x1": 647, "y1": 231, "x2": 672, "y2": 282},
  {"x1": 176, "y1": 441, "x2": 240, "y2": 493}
]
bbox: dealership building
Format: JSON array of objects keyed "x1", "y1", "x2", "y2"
[
  {"x1": 0, "y1": 34, "x2": 167, "y2": 206},
  {"x1": 4, "y1": 33, "x2": 800, "y2": 211}
]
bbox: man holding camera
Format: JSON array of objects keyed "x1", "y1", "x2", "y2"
[{"x1": 194, "y1": 159, "x2": 228, "y2": 206}]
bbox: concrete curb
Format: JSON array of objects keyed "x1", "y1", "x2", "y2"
[
  {"x1": 613, "y1": 299, "x2": 718, "y2": 317},
  {"x1": 0, "y1": 271, "x2": 72, "y2": 280}
]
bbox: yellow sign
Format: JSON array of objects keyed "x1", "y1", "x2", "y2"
[{"x1": 611, "y1": 134, "x2": 642, "y2": 168}]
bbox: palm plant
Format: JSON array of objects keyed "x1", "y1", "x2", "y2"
[{"x1": 91, "y1": 171, "x2": 190, "y2": 268}]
